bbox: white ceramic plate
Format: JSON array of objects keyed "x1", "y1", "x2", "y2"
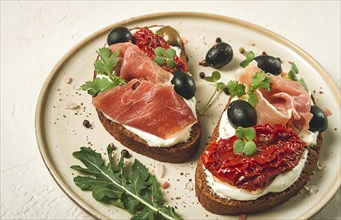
[{"x1": 35, "y1": 12, "x2": 340, "y2": 219}]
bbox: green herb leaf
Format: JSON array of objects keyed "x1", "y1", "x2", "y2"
[
  {"x1": 233, "y1": 140, "x2": 245, "y2": 154},
  {"x1": 244, "y1": 127, "x2": 256, "y2": 141},
  {"x1": 250, "y1": 71, "x2": 272, "y2": 92},
  {"x1": 235, "y1": 127, "x2": 245, "y2": 139},
  {"x1": 247, "y1": 92, "x2": 258, "y2": 107},
  {"x1": 71, "y1": 146, "x2": 181, "y2": 220},
  {"x1": 244, "y1": 141, "x2": 257, "y2": 155},
  {"x1": 233, "y1": 127, "x2": 257, "y2": 156},
  {"x1": 154, "y1": 47, "x2": 165, "y2": 56},
  {"x1": 166, "y1": 59, "x2": 177, "y2": 68},
  {"x1": 299, "y1": 78, "x2": 309, "y2": 92},
  {"x1": 288, "y1": 70, "x2": 298, "y2": 81},
  {"x1": 205, "y1": 71, "x2": 221, "y2": 83},
  {"x1": 154, "y1": 56, "x2": 165, "y2": 66},
  {"x1": 240, "y1": 50, "x2": 255, "y2": 67},
  {"x1": 165, "y1": 48, "x2": 176, "y2": 58},
  {"x1": 226, "y1": 80, "x2": 246, "y2": 97},
  {"x1": 216, "y1": 82, "x2": 227, "y2": 91},
  {"x1": 290, "y1": 62, "x2": 299, "y2": 74},
  {"x1": 81, "y1": 78, "x2": 119, "y2": 96},
  {"x1": 95, "y1": 48, "x2": 119, "y2": 76},
  {"x1": 153, "y1": 47, "x2": 177, "y2": 68},
  {"x1": 201, "y1": 71, "x2": 227, "y2": 114}
]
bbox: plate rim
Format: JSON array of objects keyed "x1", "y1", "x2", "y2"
[{"x1": 35, "y1": 11, "x2": 341, "y2": 220}]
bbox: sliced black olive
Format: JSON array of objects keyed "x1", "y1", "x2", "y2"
[
  {"x1": 107, "y1": 26, "x2": 133, "y2": 45},
  {"x1": 254, "y1": 55, "x2": 282, "y2": 75},
  {"x1": 205, "y1": 42, "x2": 233, "y2": 68},
  {"x1": 227, "y1": 100, "x2": 257, "y2": 128},
  {"x1": 309, "y1": 105, "x2": 328, "y2": 132},
  {"x1": 171, "y1": 71, "x2": 196, "y2": 100}
]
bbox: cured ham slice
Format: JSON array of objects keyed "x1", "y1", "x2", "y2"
[
  {"x1": 92, "y1": 79, "x2": 196, "y2": 139},
  {"x1": 239, "y1": 65, "x2": 312, "y2": 133},
  {"x1": 109, "y1": 42, "x2": 172, "y2": 84}
]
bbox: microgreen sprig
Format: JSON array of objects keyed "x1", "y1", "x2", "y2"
[
  {"x1": 154, "y1": 47, "x2": 177, "y2": 68},
  {"x1": 233, "y1": 127, "x2": 257, "y2": 156},
  {"x1": 287, "y1": 62, "x2": 309, "y2": 92},
  {"x1": 240, "y1": 50, "x2": 255, "y2": 67},
  {"x1": 200, "y1": 71, "x2": 248, "y2": 114}
]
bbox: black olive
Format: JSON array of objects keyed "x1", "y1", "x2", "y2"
[
  {"x1": 205, "y1": 42, "x2": 233, "y2": 68},
  {"x1": 107, "y1": 26, "x2": 133, "y2": 45},
  {"x1": 254, "y1": 55, "x2": 282, "y2": 75},
  {"x1": 171, "y1": 71, "x2": 196, "y2": 100},
  {"x1": 227, "y1": 100, "x2": 257, "y2": 128},
  {"x1": 309, "y1": 105, "x2": 328, "y2": 132}
]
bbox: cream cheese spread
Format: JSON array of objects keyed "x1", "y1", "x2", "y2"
[{"x1": 204, "y1": 150, "x2": 308, "y2": 201}]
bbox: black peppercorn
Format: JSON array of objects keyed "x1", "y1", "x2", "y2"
[
  {"x1": 83, "y1": 120, "x2": 91, "y2": 128},
  {"x1": 199, "y1": 72, "x2": 205, "y2": 79},
  {"x1": 121, "y1": 149, "x2": 131, "y2": 158}
]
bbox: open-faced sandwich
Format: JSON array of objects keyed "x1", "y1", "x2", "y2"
[
  {"x1": 82, "y1": 25, "x2": 201, "y2": 163},
  {"x1": 195, "y1": 54, "x2": 328, "y2": 214}
]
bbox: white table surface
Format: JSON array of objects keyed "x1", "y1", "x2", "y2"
[{"x1": 1, "y1": 1, "x2": 340, "y2": 219}]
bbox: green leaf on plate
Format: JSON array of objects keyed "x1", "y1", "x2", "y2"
[{"x1": 71, "y1": 145, "x2": 181, "y2": 220}]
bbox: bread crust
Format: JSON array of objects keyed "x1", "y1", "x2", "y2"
[
  {"x1": 195, "y1": 104, "x2": 322, "y2": 215},
  {"x1": 94, "y1": 25, "x2": 201, "y2": 163},
  {"x1": 97, "y1": 110, "x2": 201, "y2": 163}
]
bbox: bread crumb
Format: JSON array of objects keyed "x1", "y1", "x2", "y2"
[
  {"x1": 239, "y1": 214, "x2": 247, "y2": 220},
  {"x1": 181, "y1": 36, "x2": 188, "y2": 44},
  {"x1": 304, "y1": 185, "x2": 319, "y2": 194},
  {"x1": 62, "y1": 76, "x2": 73, "y2": 84},
  {"x1": 185, "y1": 182, "x2": 194, "y2": 191},
  {"x1": 65, "y1": 101, "x2": 79, "y2": 109},
  {"x1": 317, "y1": 163, "x2": 325, "y2": 170},
  {"x1": 246, "y1": 40, "x2": 256, "y2": 46},
  {"x1": 323, "y1": 108, "x2": 332, "y2": 116},
  {"x1": 157, "y1": 163, "x2": 165, "y2": 178},
  {"x1": 161, "y1": 181, "x2": 169, "y2": 189}
]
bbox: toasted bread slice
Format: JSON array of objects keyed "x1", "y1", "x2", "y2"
[
  {"x1": 95, "y1": 25, "x2": 201, "y2": 163},
  {"x1": 195, "y1": 103, "x2": 322, "y2": 215}
]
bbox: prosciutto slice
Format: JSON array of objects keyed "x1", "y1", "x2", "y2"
[
  {"x1": 239, "y1": 65, "x2": 312, "y2": 133},
  {"x1": 109, "y1": 42, "x2": 172, "y2": 84},
  {"x1": 92, "y1": 79, "x2": 196, "y2": 139}
]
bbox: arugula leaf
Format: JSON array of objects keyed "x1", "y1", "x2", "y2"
[{"x1": 71, "y1": 146, "x2": 181, "y2": 220}]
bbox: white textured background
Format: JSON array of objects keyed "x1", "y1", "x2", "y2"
[{"x1": 1, "y1": 1, "x2": 340, "y2": 219}]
